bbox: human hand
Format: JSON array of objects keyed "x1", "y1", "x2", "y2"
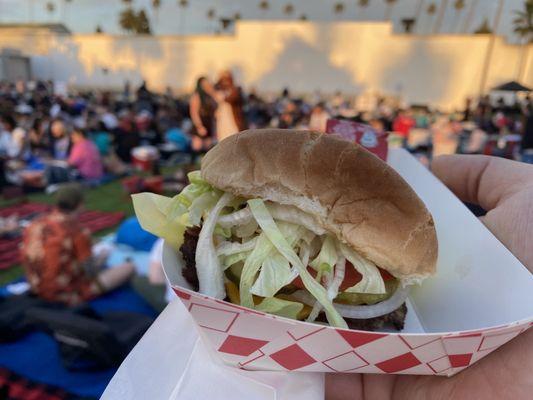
[
  {"x1": 326, "y1": 155, "x2": 533, "y2": 400},
  {"x1": 197, "y1": 125, "x2": 208, "y2": 137},
  {"x1": 191, "y1": 136, "x2": 203, "y2": 151}
]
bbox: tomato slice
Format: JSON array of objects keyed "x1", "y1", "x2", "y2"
[
  {"x1": 291, "y1": 261, "x2": 393, "y2": 291},
  {"x1": 338, "y1": 262, "x2": 363, "y2": 291}
]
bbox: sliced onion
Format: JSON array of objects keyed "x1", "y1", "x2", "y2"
[
  {"x1": 235, "y1": 219, "x2": 258, "y2": 238},
  {"x1": 328, "y1": 256, "x2": 345, "y2": 301},
  {"x1": 217, "y1": 203, "x2": 326, "y2": 236},
  {"x1": 268, "y1": 203, "x2": 326, "y2": 235},
  {"x1": 218, "y1": 207, "x2": 252, "y2": 227},
  {"x1": 307, "y1": 257, "x2": 345, "y2": 323},
  {"x1": 216, "y1": 238, "x2": 258, "y2": 256},
  {"x1": 333, "y1": 285, "x2": 411, "y2": 319},
  {"x1": 290, "y1": 290, "x2": 317, "y2": 306}
]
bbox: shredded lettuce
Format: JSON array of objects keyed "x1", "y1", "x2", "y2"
[
  {"x1": 309, "y1": 236, "x2": 338, "y2": 273},
  {"x1": 168, "y1": 171, "x2": 214, "y2": 220},
  {"x1": 234, "y1": 219, "x2": 258, "y2": 238},
  {"x1": 250, "y1": 252, "x2": 294, "y2": 297},
  {"x1": 217, "y1": 238, "x2": 258, "y2": 257},
  {"x1": 195, "y1": 192, "x2": 234, "y2": 299},
  {"x1": 214, "y1": 224, "x2": 232, "y2": 239},
  {"x1": 188, "y1": 191, "x2": 220, "y2": 226},
  {"x1": 256, "y1": 297, "x2": 304, "y2": 320},
  {"x1": 248, "y1": 199, "x2": 347, "y2": 329},
  {"x1": 132, "y1": 171, "x2": 220, "y2": 249},
  {"x1": 239, "y1": 233, "x2": 275, "y2": 308},
  {"x1": 339, "y1": 243, "x2": 386, "y2": 294},
  {"x1": 223, "y1": 251, "x2": 250, "y2": 269},
  {"x1": 298, "y1": 241, "x2": 310, "y2": 267},
  {"x1": 131, "y1": 193, "x2": 189, "y2": 249}
]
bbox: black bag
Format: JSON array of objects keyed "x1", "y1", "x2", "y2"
[
  {"x1": 0, "y1": 294, "x2": 61, "y2": 342},
  {"x1": 25, "y1": 307, "x2": 154, "y2": 371}
]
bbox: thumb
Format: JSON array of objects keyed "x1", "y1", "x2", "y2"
[{"x1": 431, "y1": 154, "x2": 533, "y2": 211}]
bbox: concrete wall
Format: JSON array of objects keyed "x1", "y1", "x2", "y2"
[{"x1": 0, "y1": 22, "x2": 531, "y2": 110}]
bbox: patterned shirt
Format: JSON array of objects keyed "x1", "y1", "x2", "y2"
[{"x1": 21, "y1": 210, "x2": 101, "y2": 305}]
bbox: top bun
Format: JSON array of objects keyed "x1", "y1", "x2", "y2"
[{"x1": 201, "y1": 129, "x2": 437, "y2": 283}]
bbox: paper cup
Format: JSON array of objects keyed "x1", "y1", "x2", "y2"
[{"x1": 162, "y1": 148, "x2": 533, "y2": 376}]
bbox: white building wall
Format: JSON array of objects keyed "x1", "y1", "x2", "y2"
[{"x1": 0, "y1": 22, "x2": 531, "y2": 110}]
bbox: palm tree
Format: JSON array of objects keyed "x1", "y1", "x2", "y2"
[
  {"x1": 401, "y1": 18, "x2": 416, "y2": 33},
  {"x1": 358, "y1": 0, "x2": 370, "y2": 20},
  {"x1": 137, "y1": 9, "x2": 152, "y2": 34},
  {"x1": 514, "y1": 0, "x2": 533, "y2": 40},
  {"x1": 479, "y1": 0, "x2": 505, "y2": 94},
  {"x1": 513, "y1": 0, "x2": 533, "y2": 80},
  {"x1": 334, "y1": 2, "x2": 345, "y2": 15},
  {"x1": 119, "y1": 8, "x2": 137, "y2": 33},
  {"x1": 207, "y1": 7, "x2": 216, "y2": 33},
  {"x1": 152, "y1": 0, "x2": 161, "y2": 23},
  {"x1": 178, "y1": 0, "x2": 188, "y2": 35},
  {"x1": 474, "y1": 17, "x2": 492, "y2": 34},
  {"x1": 451, "y1": 0, "x2": 465, "y2": 32},
  {"x1": 95, "y1": 25, "x2": 103, "y2": 34},
  {"x1": 433, "y1": 0, "x2": 449, "y2": 34},
  {"x1": 426, "y1": 2, "x2": 437, "y2": 33},
  {"x1": 300, "y1": 14, "x2": 308, "y2": 21},
  {"x1": 62, "y1": 0, "x2": 72, "y2": 26},
  {"x1": 462, "y1": 0, "x2": 478, "y2": 33},
  {"x1": 46, "y1": 2, "x2": 56, "y2": 13},
  {"x1": 233, "y1": 12, "x2": 241, "y2": 21},
  {"x1": 119, "y1": 8, "x2": 135, "y2": 33},
  {"x1": 283, "y1": 4, "x2": 294, "y2": 16},
  {"x1": 259, "y1": 1, "x2": 269, "y2": 11},
  {"x1": 220, "y1": 18, "x2": 233, "y2": 30},
  {"x1": 384, "y1": 0, "x2": 397, "y2": 21}
]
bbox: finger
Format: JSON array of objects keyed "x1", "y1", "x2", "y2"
[
  {"x1": 325, "y1": 373, "x2": 362, "y2": 400},
  {"x1": 431, "y1": 154, "x2": 533, "y2": 211}
]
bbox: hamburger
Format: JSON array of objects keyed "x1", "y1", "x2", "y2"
[{"x1": 133, "y1": 129, "x2": 437, "y2": 331}]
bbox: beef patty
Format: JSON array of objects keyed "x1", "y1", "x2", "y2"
[{"x1": 178, "y1": 227, "x2": 407, "y2": 331}]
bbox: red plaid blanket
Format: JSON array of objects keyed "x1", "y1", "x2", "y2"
[
  {"x1": 0, "y1": 202, "x2": 124, "y2": 270},
  {"x1": 0, "y1": 367, "x2": 86, "y2": 400}
]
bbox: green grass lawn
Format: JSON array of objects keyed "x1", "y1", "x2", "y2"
[{"x1": 0, "y1": 165, "x2": 185, "y2": 285}]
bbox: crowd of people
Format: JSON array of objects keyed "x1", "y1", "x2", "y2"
[{"x1": 1, "y1": 73, "x2": 533, "y2": 194}]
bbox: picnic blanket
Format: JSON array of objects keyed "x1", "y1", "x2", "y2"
[
  {"x1": 0, "y1": 285, "x2": 157, "y2": 399},
  {"x1": 0, "y1": 202, "x2": 125, "y2": 270},
  {"x1": 0, "y1": 367, "x2": 80, "y2": 400}
]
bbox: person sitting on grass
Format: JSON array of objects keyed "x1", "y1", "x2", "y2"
[
  {"x1": 68, "y1": 126, "x2": 104, "y2": 181},
  {"x1": 21, "y1": 184, "x2": 134, "y2": 306}
]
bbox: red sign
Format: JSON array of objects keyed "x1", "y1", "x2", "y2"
[{"x1": 325, "y1": 119, "x2": 389, "y2": 161}]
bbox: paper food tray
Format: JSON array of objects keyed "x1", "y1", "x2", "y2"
[{"x1": 162, "y1": 148, "x2": 533, "y2": 376}]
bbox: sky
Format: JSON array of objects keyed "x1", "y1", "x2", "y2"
[{"x1": 0, "y1": 0, "x2": 526, "y2": 42}]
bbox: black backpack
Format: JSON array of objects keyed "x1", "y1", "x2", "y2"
[
  {"x1": 0, "y1": 294, "x2": 61, "y2": 342},
  {"x1": 25, "y1": 306, "x2": 154, "y2": 371},
  {"x1": 0, "y1": 294, "x2": 154, "y2": 371}
]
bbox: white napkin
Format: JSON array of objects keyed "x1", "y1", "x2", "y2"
[{"x1": 102, "y1": 299, "x2": 325, "y2": 400}]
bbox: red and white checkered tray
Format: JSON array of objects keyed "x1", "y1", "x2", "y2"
[
  {"x1": 170, "y1": 286, "x2": 531, "y2": 376},
  {"x1": 162, "y1": 148, "x2": 533, "y2": 376}
]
